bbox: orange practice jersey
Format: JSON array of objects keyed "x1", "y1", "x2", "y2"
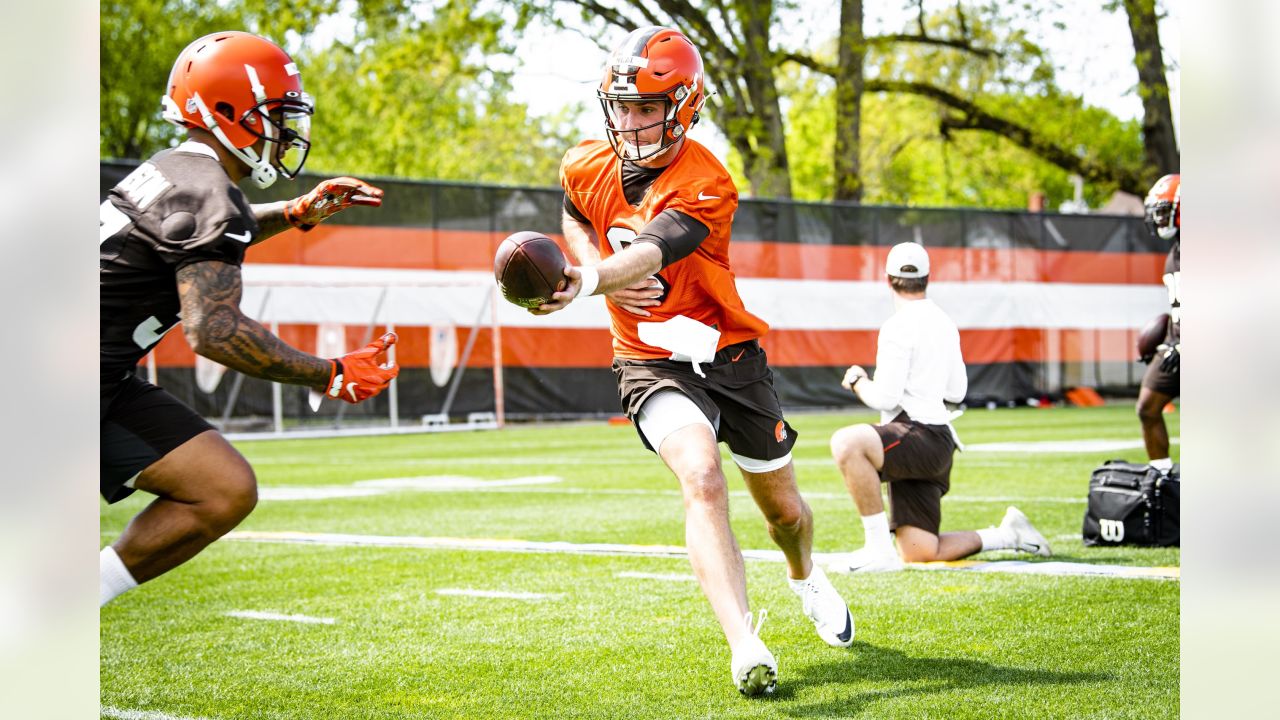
[{"x1": 559, "y1": 138, "x2": 769, "y2": 360}]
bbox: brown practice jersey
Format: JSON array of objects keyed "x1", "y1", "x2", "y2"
[
  {"x1": 100, "y1": 142, "x2": 258, "y2": 385},
  {"x1": 559, "y1": 138, "x2": 767, "y2": 360}
]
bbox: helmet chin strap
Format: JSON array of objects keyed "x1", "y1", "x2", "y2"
[
  {"x1": 620, "y1": 138, "x2": 665, "y2": 160},
  {"x1": 190, "y1": 91, "x2": 279, "y2": 189}
]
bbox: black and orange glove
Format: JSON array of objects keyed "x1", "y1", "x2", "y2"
[
  {"x1": 322, "y1": 333, "x2": 400, "y2": 404},
  {"x1": 284, "y1": 177, "x2": 384, "y2": 231}
]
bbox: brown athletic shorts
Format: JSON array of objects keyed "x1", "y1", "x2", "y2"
[
  {"x1": 101, "y1": 374, "x2": 215, "y2": 504},
  {"x1": 613, "y1": 339, "x2": 797, "y2": 461},
  {"x1": 873, "y1": 412, "x2": 957, "y2": 535},
  {"x1": 1141, "y1": 354, "x2": 1180, "y2": 398}
]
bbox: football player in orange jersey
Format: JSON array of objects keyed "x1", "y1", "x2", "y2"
[{"x1": 535, "y1": 26, "x2": 852, "y2": 696}]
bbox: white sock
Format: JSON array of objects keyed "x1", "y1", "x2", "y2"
[
  {"x1": 977, "y1": 526, "x2": 1015, "y2": 551},
  {"x1": 100, "y1": 546, "x2": 138, "y2": 607},
  {"x1": 788, "y1": 565, "x2": 826, "y2": 592},
  {"x1": 1150, "y1": 457, "x2": 1173, "y2": 472},
  {"x1": 860, "y1": 512, "x2": 893, "y2": 552}
]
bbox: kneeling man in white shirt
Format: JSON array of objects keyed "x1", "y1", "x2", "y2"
[{"x1": 828, "y1": 242, "x2": 1052, "y2": 573}]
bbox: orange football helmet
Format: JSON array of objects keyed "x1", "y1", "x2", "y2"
[
  {"x1": 161, "y1": 31, "x2": 313, "y2": 188},
  {"x1": 597, "y1": 26, "x2": 706, "y2": 161},
  {"x1": 1144, "y1": 173, "x2": 1180, "y2": 241}
]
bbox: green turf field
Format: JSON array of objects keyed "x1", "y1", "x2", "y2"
[{"x1": 101, "y1": 404, "x2": 1179, "y2": 719}]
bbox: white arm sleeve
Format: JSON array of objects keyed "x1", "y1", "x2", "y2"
[
  {"x1": 944, "y1": 344, "x2": 968, "y2": 404},
  {"x1": 859, "y1": 326, "x2": 911, "y2": 411}
]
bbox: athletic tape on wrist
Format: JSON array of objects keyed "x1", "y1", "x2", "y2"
[{"x1": 576, "y1": 266, "x2": 600, "y2": 298}]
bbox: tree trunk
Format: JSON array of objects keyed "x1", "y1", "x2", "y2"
[
  {"x1": 833, "y1": 0, "x2": 865, "y2": 202},
  {"x1": 735, "y1": 0, "x2": 792, "y2": 198},
  {"x1": 1122, "y1": 0, "x2": 1179, "y2": 178}
]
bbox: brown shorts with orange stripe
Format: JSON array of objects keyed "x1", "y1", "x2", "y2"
[{"x1": 873, "y1": 411, "x2": 957, "y2": 535}]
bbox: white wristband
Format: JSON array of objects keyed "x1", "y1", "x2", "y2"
[{"x1": 575, "y1": 265, "x2": 600, "y2": 298}]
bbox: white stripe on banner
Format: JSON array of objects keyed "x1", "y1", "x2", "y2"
[
  {"x1": 239, "y1": 265, "x2": 1164, "y2": 330},
  {"x1": 226, "y1": 531, "x2": 1176, "y2": 581}
]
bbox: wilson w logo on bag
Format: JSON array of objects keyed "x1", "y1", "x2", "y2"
[
  {"x1": 1098, "y1": 518, "x2": 1126, "y2": 542},
  {"x1": 1082, "y1": 460, "x2": 1179, "y2": 547}
]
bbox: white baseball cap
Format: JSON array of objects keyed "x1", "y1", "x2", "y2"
[{"x1": 885, "y1": 242, "x2": 930, "y2": 278}]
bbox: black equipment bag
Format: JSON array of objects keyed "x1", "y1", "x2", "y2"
[{"x1": 1082, "y1": 460, "x2": 1180, "y2": 546}]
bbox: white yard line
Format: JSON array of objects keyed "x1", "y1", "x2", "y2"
[
  {"x1": 256, "y1": 487, "x2": 385, "y2": 501},
  {"x1": 435, "y1": 588, "x2": 560, "y2": 600},
  {"x1": 224, "y1": 610, "x2": 335, "y2": 625},
  {"x1": 246, "y1": 439, "x2": 1179, "y2": 468},
  {"x1": 102, "y1": 707, "x2": 212, "y2": 720},
  {"x1": 616, "y1": 571, "x2": 698, "y2": 582},
  {"x1": 226, "y1": 531, "x2": 1177, "y2": 581},
  {"x1": 249, "y1": 481, "x2": 1083, "y2": 505},
  {"x1": 966, "y1": 438, "x2": 1179, "y2": 453},
  {"x1": 912, "y1": 559, "x2": 1180, "y2": 580}
]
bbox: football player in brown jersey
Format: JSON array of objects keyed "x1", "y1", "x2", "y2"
[{"x1": 100, "y1": 32, "x2": 397, "y2": 607}]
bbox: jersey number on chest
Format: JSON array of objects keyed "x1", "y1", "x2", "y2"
[{"x1": 606, "y1": 226, "x2": 670, "y2": 301}]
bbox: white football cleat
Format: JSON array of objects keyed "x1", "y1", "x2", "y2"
[
  {"x1": 731, "y1": 610, "x2": 777, "y2": 697},
  {"x1": 791, "y1": 566, "x2": 854, "y2": 647},
  {"x1": 828, "y1": 546, "x2": 905, "y2": 574},
  {"x1": 1001, "y1": 506, "x2": 1052, "y2": 557}
]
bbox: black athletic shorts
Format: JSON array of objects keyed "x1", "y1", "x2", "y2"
[
  {"x1": 873, "y1": 412, "x2": 957, "y2": 535},
  {"x1": 613, "y1": 339, "x2": 797, "y2": 461},
  {"x1": 1141, "y1": 354, "x2": 1180, "y2": 398},
  {"x1": 101, "y1": 373, "x2": 215, "y2": 504}
]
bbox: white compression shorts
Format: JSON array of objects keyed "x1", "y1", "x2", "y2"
[{"x1": 635, "y1": 389, "x2": 792, "y2": 473}]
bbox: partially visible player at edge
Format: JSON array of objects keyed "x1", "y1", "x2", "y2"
[
  {"x1": 1137, "y1": 174, "x2": 1181, "y2": 472},
  {"x1": 100, "y1": 31, "x2": 399, "y2": 607},
  {"x1": 539, "y1": 26, "x2": 854, "y2": 696}
]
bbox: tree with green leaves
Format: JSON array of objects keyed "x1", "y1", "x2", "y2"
[
  {"x1": 100, "y1": 0, "x2": 242, "y2": 159},
  {"x1": 534, "y1": 0, "x2": 1163, "y2": 204},
  {"x1": 100, "y1": 0, "x2": 577, "y2": 184}
]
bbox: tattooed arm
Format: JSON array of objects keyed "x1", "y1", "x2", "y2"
[
  {"x1": 176, "y1": 260, "x2": 331, "y2": 390},
  {"x1": 250, "y1": 177, "x2": 385, "y2": 244},
  {"x1": 249, "y1": 201, "x2": 293, "y2": 244}
]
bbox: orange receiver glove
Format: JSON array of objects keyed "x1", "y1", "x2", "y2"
[
  {"x1": 322, "y1": 332, "x2": 400, "y2": 404},
  {"x1": 284, "y1": 177, "x2": 384, "y2": 231}
]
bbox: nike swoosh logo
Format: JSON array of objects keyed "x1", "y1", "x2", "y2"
[
  {"x1": 225, "y1": 229, "x2": 253, "y2": 243},
  {"x1": 731, "y1": 349, "x2": 745, "y2": 362},
  {"x1": 345, "y1": 382, "x2": 358, "y2": 402},
  {"x1": 837, "y1": 610, "x2": 853, "y2": 644},
  {"x1": 697, "y1": 191, "x2": 720, "y2": 200}
]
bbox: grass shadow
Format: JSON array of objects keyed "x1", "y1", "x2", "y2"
[{"x1": 781, "y1": 640, "x2": 1111, "y2": 717}]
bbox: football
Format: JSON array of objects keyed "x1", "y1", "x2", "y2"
[
  {"x1": 1137, "y1": 312, "x2": 1171, "y2": 362},
  {"x1": 494, "y1": 231, "x2": 568, "y2": 309}
]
